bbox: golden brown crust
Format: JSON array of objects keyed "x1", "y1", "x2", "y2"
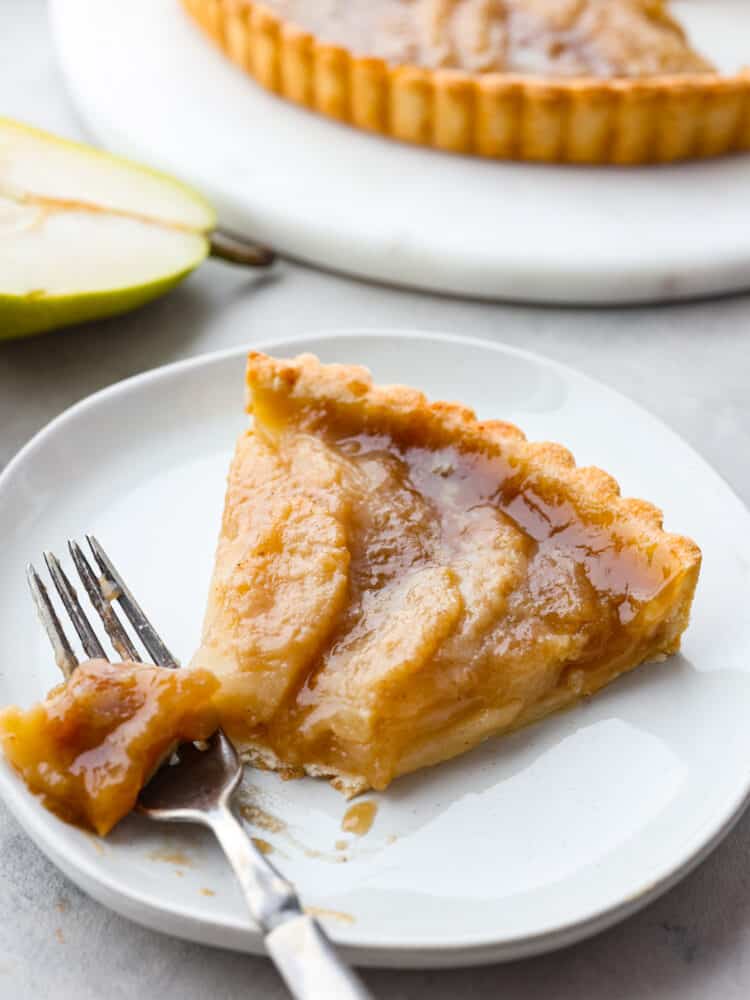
[{"x1": 182, "y1": 0, "x2": 750, "y2": 164}]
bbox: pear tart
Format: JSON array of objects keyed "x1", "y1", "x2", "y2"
[
  {"x1": 0, "y1": 353, "x2": 701, "y2": 832},
  {"x1": 195, "y1": 352, "x2": 701, "y2": 796},
  {"x1": 182, "y1": 0, "x2": 750, "y2": 163},
  {"x1": 0, "y1": 661, "x2": 219, "y2": 834}
]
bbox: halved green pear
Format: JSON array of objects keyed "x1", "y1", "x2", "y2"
[{"x1": 0, "y1": 119, "x2": 216, "y2": 339}]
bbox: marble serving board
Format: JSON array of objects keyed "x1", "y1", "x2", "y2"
[{"x1": 50, "y1": 0, "x2": 750, "y2": 304}]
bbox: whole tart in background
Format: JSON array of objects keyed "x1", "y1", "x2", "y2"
[{"x1": 182, "y1": 0, "x2": 750, "y2": 164}]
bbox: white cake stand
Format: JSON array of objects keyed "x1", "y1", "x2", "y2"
[{"x1": 50, "y1": 0, "x2": 750, "y2": 304}]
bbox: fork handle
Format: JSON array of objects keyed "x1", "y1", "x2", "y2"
[
  {"x1": 266, "y1": 914, "x2": 373, "y2": 1000},
  {"x1": 210, "y1": 806, "x2": 373, "y2": 1000}
]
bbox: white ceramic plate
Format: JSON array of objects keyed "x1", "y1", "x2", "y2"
[
  {"x1": 1, "y1": 331, "x2": 749, "y2": 969},
  {"x1": 50, "y1": 0, "x2": 750, "y2": 305}
]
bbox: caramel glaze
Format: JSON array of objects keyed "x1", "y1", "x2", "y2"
[
  {"x1": 232, "y1": 422, "x2": 679, "y2": 790},
  {"x1": 341, "y1": 801, "x2": 378, "y2": 837}
]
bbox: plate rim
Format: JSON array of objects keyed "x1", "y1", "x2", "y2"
[{"x1": 1, "y1": 327, "x2": 749, "y2": 966}]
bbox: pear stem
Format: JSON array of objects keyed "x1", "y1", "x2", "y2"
[{"x1": 209, "y1": 229, "x2": 276, "y2": 268}]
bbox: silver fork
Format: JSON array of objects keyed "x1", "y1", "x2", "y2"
[{"x1": 27, "y1": 536, "x2": 373, "y2": 1000}]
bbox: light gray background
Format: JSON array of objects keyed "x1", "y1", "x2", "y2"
[{"x1": 2, "y1": 2, "x2": 750, "y2": 997}]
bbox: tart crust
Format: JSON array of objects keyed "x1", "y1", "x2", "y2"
[{"x1": 182, "y1": 0, "x2": 750, "y2": 164}]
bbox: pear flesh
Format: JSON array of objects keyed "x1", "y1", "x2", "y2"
[{"x1": 0, "y1": 119, "x2": 215, "y2": 339}]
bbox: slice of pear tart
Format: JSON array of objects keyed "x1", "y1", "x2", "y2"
[
  {"x1": 0, "y1": 352, "x2": 701, "y2": 832},
  {"x1": 194, "y1": 352, "x2": 702, "y2": 796}
]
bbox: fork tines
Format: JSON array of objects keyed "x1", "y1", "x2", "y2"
[{"x1": 27, "y1": 536, "x2": 178, "y2": 678}]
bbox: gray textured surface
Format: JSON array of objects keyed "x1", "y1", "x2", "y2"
[{"x1": 2, "y1": 2, "x2": 750, "y2": 997}]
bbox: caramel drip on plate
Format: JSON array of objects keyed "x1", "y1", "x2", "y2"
[{"x1": 341, "y1": 801, "x2": 378, "y2": 837}]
